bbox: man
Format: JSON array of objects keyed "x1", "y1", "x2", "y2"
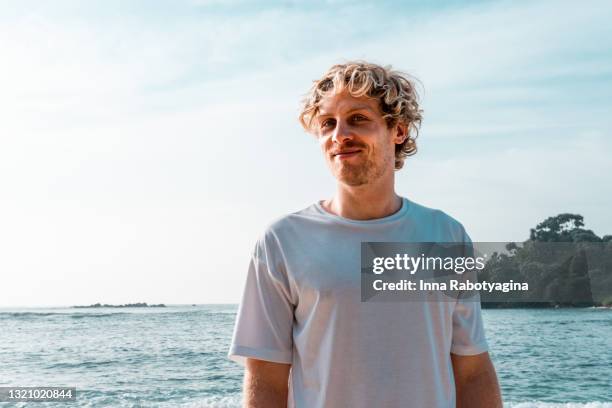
[{"x1": 228, "y1": 61, "x2": 502, "y2": 407}]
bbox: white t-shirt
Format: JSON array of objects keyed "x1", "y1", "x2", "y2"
[{"x1": 228, "y1": 197, "x2": 488, "y2": 408}]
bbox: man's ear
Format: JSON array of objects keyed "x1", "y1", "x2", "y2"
[{"x1": 393, "y1": 122, "x2": 408, "y2": 144}]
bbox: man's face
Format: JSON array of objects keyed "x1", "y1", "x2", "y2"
[{"x1": 313, "y1": 91, "x2": 405, "y2": 186}]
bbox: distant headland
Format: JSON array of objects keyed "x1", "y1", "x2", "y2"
[
  {"x1": 71, "y1": 302, "x2": 166, "y2": 308},
  {"x1": 478, "y1": 213, "x2": 612, "y2": 308}
]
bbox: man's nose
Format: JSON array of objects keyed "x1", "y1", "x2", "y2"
[{"x1": 331, "y1": 122, "x2": 353, "y2": 144}]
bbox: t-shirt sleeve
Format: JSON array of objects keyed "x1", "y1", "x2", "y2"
[
  {"x1": 450, "y1": 227, "x2": 489, "y2": 355},
  {"x1": 228, "y1": 231, "x2": 295, "y2": 366},
  {"x1": 450, "y1": 297, "x2": 489, "y2": 355}
]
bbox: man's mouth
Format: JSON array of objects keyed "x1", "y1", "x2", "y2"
[{"x1": 333, "y1": 149, "x2": 362, "y2": 159}]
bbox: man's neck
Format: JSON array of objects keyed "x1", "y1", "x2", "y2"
[{"x1": 322, "y1": 180, "x2": 402, "y2": 221}]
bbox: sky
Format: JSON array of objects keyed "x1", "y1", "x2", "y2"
[{"x1": 0, "y1": 0, "x2": 611, "y2": 306}]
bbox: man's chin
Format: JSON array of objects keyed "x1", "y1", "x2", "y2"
[
  {"x1": 327, "y1": 162, "x2": 372, "y2": 185},
  {"x1": 333, "y1": 171, "x2": 369, "y2": 186}
]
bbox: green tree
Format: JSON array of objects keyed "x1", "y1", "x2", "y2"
[{"x1": 529, "y1": 213, "x2": 602, "y2": 242}]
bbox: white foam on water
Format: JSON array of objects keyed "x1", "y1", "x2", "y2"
[
  {"x1": 157, "y1": 397, "x2": 612, "y2": 408},
  {"x1": 72, "y1": 397, "x2": 612, "y2": 407},
  {"x1": 175, "y1": 394, "x2": 242, "y2": 408},
  {"x1": 506, "y1": 403, "x2": 612, "y2": 408},
  {"x1": 173, "y1": 399, "x2": 612, "y2": 408}
]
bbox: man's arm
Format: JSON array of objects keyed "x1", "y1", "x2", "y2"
[
  {"x1": 451, "y1": 352, "x2": 502, "y2": 408},
  {"x1": 243, "y1": 358, "x2": 291, "y2": 408}
]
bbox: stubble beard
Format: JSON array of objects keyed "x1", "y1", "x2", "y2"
[{"x1": 332, "y1": 148, "x2": 393, "y2": 186}]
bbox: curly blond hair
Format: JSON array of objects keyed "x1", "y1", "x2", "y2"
[{"x1": 299, "y1": 61, "x2": 423, "y2": 170}]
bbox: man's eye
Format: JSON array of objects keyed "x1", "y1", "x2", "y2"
[
  {"x1": 321, "y1": 119, "x2": 335, "y2": 128},
  {"x1": 351, "y1": 115, "x2": 368, "y2": 122}
]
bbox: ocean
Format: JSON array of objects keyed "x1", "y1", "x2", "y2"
[{"x1": 0, "y1": 305, "x2": 610, "y2": 407}]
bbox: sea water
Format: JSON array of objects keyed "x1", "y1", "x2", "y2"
[{"x1": 0, "y1": 305, "x2": 610, "y2": 407}]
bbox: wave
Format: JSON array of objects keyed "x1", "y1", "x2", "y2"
[
  {"x1": 172, "y1": 395, "x2": 242, "y2": 408},
  {"x1": 0, "y1": 311, "x2": 129, "y2": 319},
  {"x1": 0, "y1": 312, "x2": 61, "y2": 318},
  {"x1": 0, "y1": 308, "x2": 233, "y2": 320},
  {"x1": 506, "y1": 403, "x2": 612, "y2": 408},
  {"x1": 11, "y1": 394, "x2": 605, "y2": 408},
  {"x1": 69, "y1": 313, "x2": 128, "y2": 319},
  {"x1": 38, "y1": 393, "x2": 244, "y2": 408},
  {"x1": 46, "y1": 360, "x2": 118, "y2": 370},
  {"x1": 167, "y1": 399, "x2": 612, "y2": 408}
]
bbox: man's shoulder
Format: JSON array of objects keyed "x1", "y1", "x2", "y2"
[
  {"x1": 256, "y1": 198, "x2": 470, "y2": 243},
  {"x1": 403, "y1": 198, "x2": 469, "y2": 241},
  {"x1": 405, "y1": 198, "x2": 463, "y2": 225},
  {"x1": 262, "y1": 203, "x2": 320, "y2": 234},
  {"x1": 254, "y1": 203, "x2": 321, "y2": 247}
]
